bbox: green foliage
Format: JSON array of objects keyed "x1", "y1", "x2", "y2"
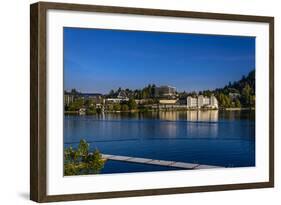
[
  {"x1": 84, "y1": 99, "x2": 94, "y2": 107},
  {"x1": 235, "y1": 99, "x2": 241, "y2": 108},
  {"x1": 143, "y1": 98, "x2": 158, "y2": 105},
  {"x1": 121, "y1": 104, "x2": 129, "y2": 111},
  {"x1": 241, "y1": 83, "x2": 252, "y2": 106},
  {"x1": 113, "y1": 104, "x2": 121, "y2": 111},
  {"x1": 202, "y1": 90, "x2": 212, "y2": 97},
  {"x1": 65, "y1": 69, "x2": 255, "y2": 111},
  {"x1": 64, "y1": 139, "x2": 105, "y2": 175},
  {"x1": 139, "y1": 107, "x2": 149, "y2": 113},
  {"x1": 106, "y1": 104, "x2": 114, "y2": 111},
  {"x1": 68, "y1": 98, "x2": 84, "y2": 111},
  {"x1": 127, "y1": 99, "x2": 137, "y2": 110},
  {"x1": 107, "y1": 84, "x2": 156, "y2": 100},
  {"x1": 108, "y1": 89, "x2": 115, "y2": 97},
  {"x1": 249, "y1": 95, "x2": 255, "y2": 108},
  {"x1": 70, "y1": 88, "x2": 79, "y2": 94},
  {"x1": 78, "y1": 139, "x2": 89, "y2": 156},
  {"x1": 217, "y1": 93, "x2": 231, "y2": 108},
  {"x1": 85, "y1": 105, "x2": 97, "y2": 114},
  {"x1": 213, "y1": 70, "x2": 255, "y2": 108},
  {"x1": 190, "y1": 91, "x2": 197, "y2": 98}
]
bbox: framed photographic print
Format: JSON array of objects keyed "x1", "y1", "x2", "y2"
[{"x1": 30, "y1": 1, "x2": 274, "y2": 202}]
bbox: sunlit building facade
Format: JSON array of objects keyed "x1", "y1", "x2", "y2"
[{"x1": 186, "y1": 95, "x2": 218, "y2": 109}]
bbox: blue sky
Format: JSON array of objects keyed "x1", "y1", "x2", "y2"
[{"x1": 64, "y1": 27, "x2": 255, "y2": 94}]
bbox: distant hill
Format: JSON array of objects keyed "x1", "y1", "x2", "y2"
[
  {"x1": 213, "y1": 69, "x2": 255, "y2": 108},
  {"x1": 220, "y1": 70, "x2": 255, "y2": 95}
]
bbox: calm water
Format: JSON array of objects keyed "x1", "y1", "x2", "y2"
[{"x1": 64, "y1": 110, "x2": 255, "y2": 174}]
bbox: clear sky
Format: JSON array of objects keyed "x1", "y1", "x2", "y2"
[{"x1": 64, "y1": 27, "x2": 255, "y2": 94}]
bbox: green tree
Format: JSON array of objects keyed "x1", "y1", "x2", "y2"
[
  {"x1": 235, "y1": 99, "x2": 241, "y2": 108},
  {"x1": 86, "y1": 107, "x2": 97, "y2": 115},
  {"x1": 121, "y1": 104, "x2": 129, "y2": 111},
  {"x1": 70, "y1": 88, "x2": 79, "y2": 95},
  {"x1": 64, "y1": 139, "x2": 105, "y2": 175},
  {"x1": 78, "y1": 139, "x2": 89, "y2": 156},
  {"x1": 109, "y1": 89, "x2": 115, "y2": 97},
  {"x1": 107, "y1": 104, "x2": 114, "y2": 111},
  {"x1": 202, "y1": 90, "x2": 212, "y2": 97},
  {"x1": 128, "y1": 99, "x2": 137, "y2": 110},
  {"x1": 113, "y1": 104, "x2": 121, "y2": 111},
  {"x1": 68, "y1": 99, "x2": 84, "y2": 111},
  {"x1": 242, "y1": 83, "x2": 252, "y2": 106},
  {"x1": 249, "y1": 95, "x2": 255, "y2": 108},
  {"x1": 84, "y1": 99, "x2": 94, "y2": 107},
  {"x1": 224, "y1": 95, "x2": 231, "y2": 107},
  {"x1": 190, "y1": 91, "x2": 197, "y2": 98},
  {"x1": 141, "y1": 90, "x2": 148, "y2": 99},
  {"x1": 217, "y1": 93, "x2": 231, "y2": 108}
]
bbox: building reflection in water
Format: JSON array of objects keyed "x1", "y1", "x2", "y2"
[
  {"x1": 157, "y1": 111, "x2": 219, "y2": 139},
  {"x1": 158, "y1": 110, "x2": 218, "y2": 122}
]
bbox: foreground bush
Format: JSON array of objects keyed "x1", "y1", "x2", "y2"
[{"x1": 64, "y1": 139, "x2": 105, "y2": 175}]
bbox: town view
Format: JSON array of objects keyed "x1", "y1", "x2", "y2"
[
  {"x1": 64, "y1": 70, "x2": 255, "y2": 115},
  {"x1": 63, "y1": 27, "x2": 255, "y2": 176}
]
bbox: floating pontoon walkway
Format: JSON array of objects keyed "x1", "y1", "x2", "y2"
[{"x1": 101, "y1": 154, "x2": 223, "y2": 170}]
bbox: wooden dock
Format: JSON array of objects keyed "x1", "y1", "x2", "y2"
[{"x1": 101, "y1": 154, "x2": 223, "y2": 170}]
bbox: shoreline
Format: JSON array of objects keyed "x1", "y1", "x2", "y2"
[
  {"x1": 224, "y1": 107, "x2": 255, "y2": 111},
  {"x1": 64, "y1": 107, "x2": 254, "y2": 115}
]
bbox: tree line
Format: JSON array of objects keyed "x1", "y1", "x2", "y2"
[
  {"x1": 65, "y1": 69, "x2": 255, "y2": 110},
  {"x1": 214, "y1": 70, "x2": 255, "y2": 108},
  {"x1": 107, "y1": 84, "x2": 156, "y2": 99},
  {"x1": 107, "y1": 69, "x2": 255, "y2": 108}
]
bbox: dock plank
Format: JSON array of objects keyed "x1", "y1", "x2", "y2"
[
  {"x1": 126, "y1": 157, "x2": 153, "y2": 163},
  {"x1": 148, "y1": 160, "x2": 175, "y2": 166},
  {"x1": 194, "y1": 165, "x2": 222, "y2": 169},
  {"x1": 170, "y1": 162, "x2": 198, "y2": 169},
  {"x1": 101, "y1": 154, "x2": 223, "y2": 170}
]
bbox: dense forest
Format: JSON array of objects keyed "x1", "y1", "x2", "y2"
[{"x1": 213, "y1": 69, "x2": 255, "y2": 108}]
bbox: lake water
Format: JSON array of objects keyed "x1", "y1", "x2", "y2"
[{"x1": 64, "y1": 110, "x2": 255, "y2": 174}]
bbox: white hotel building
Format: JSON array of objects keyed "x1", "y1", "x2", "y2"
[{"x1": 187, "y1": 95, "x2": 218, "y2": 109}]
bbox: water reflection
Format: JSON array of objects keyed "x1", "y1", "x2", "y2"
[
  {"x1": 157, "y1": 110, "x2": 219, "y2": 122},
  {"x1": 64, "y1": 110, "x2": 255, "y2": 168},
  {"x1": 77, "y1": 110, "x2": 254, "y2": 122}
]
